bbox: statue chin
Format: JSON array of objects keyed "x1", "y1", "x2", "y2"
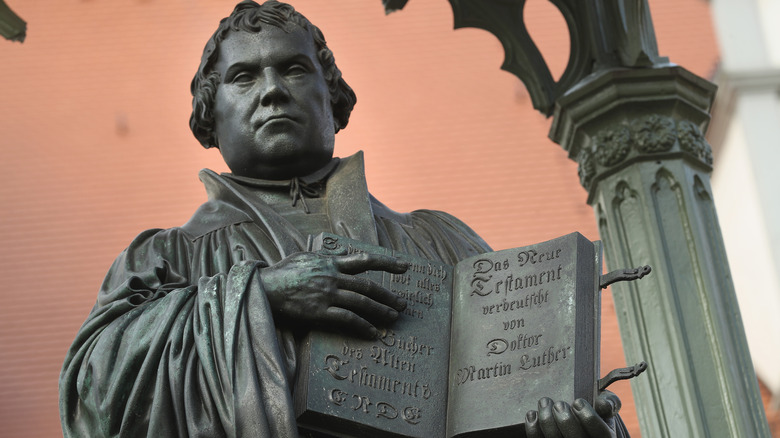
[{"x1": 221, "y1": 138, "x2": 335, "y2": 181}]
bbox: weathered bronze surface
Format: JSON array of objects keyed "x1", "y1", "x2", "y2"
[
  {"x1": 59, "y1": 1, "x2": 629, "y2": 436},
  {"x1": 296, "y1": 234, "x2": 454, "y2": 438},
  {"x1": 449, "y1": 0, "x2": 668, "y2": 115},
  {"x1": 0, "y1": 0, "x2": 26, "y2": 43}
]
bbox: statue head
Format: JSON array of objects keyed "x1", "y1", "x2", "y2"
[{"x1": 189, "y1": 0, "x2": 356, "y2": 179}]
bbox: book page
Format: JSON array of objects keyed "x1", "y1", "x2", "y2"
[
  {"x1": 445, "y1": 233, "x2": 597, "y2": 437},
  {"x1": 295, "y1": 233, "x2": 454, "y2": 438}
]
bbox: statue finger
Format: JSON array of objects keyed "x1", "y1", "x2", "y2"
[
  {"x1": 335, "y1": 273, "x2": 407, "y2": 311},
  {"x1": 316, "y1": 245, "x2": 348, "y2": 257},
  {"x1": 322, "y1": 307, "x2": 379, "y2": 339},
  {"x1": 551, "y1": 401, "x2": 586, "y2": 437},
  {"x1": 537, "y1": 397, "x2": 563, "y2": 438},
  {"x1": 594, "y1": 390, "x2": 621, "y2": 419},
  {"x1": 334, "y1": 252, "x2": 409, "y2": 275},
  {"x1": 330, "y1": 289, "x2": 400, "y2": 324},
  {"x1": 572, "y1": 398, "x2": 614, "y2": 437},
  {"x1": 524, "y1": 410, "x2": 542, "y2": 438}
]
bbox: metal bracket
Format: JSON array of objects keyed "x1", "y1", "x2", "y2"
[
  {"x1": 599, "y1": 361, "x2": 648, "y2": 391},
  {"x1": 600, "y1": 265, "x2": 651, "y2": 289}
]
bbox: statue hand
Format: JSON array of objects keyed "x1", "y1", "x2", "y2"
[
  {"x1": 257, "y1": 251, "x2": 408, "y2": 338},
  {"x1": 524, "y1": 391, "x2": 621, "y2": 438}
]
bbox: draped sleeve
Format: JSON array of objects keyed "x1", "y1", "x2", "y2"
[{"x1": 59, "y1": 227, "x2": 299, "y2": 437}]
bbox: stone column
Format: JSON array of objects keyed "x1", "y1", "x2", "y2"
[{"x1": 550, "y1": 65, "x2": 770, "y2": 437}]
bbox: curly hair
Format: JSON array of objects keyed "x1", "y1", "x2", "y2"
[{"x1": 189, "y1": 0, "x2": 356, "y2": 149}]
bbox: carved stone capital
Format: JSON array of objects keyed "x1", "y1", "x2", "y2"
[
  {"x1": 575, "y1": 114, "x2": 713, "y2": 195},
  {"x1": 549, "y1": 65, "x2": 717, "y2": 201}
]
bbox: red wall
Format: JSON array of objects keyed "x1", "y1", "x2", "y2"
[{"x1": 0, "y1": 1, "x2": 719, "y2": 436}]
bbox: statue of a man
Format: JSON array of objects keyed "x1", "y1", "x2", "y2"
[{"x1": 59, "y1": 1, "x2": 625, "y2": 436}]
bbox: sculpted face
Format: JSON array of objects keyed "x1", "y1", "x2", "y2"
[{"x1": 213, "y1": 25, "x2": 335, "y2": 180}]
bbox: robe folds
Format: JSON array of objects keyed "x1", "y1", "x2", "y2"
[{"x1": 59, "y1": 153, "x2": 492, "y2": 437}]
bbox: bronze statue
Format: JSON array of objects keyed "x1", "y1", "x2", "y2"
[{"x1": 59, "y1": 1, "x2": 625, "y2": 436}]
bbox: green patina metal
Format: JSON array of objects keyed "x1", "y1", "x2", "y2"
[
  {"x1": 551, "y1": 65, "x2": 769, "y2": 437},
  {"x1": 384, "y1": 0, "x2": 771, "y2": 436},
  {"x1": 0, "y1": 0, "x2": 25, "y2": 43}
]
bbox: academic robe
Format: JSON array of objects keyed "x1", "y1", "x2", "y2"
[{"x1": 59, "y1": 153, "x2": 492, "y2": 437}]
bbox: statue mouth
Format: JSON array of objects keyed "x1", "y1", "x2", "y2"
[{"x1": 256, "y1": 114, "x2": 296, "y2": 128}]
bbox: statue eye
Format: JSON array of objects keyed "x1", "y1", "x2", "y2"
[
  {"x1": 285, "y1": 64, "x2": 308, "y2": 76},
  {"x1": 232, "y1": 72, "x2": 254, "y2": 84}
]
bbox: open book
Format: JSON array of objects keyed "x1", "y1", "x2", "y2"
[{"x1": 294, "y1": 232, "x2": 602, "y2": 438}]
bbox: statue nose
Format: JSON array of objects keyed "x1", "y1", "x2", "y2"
[{"x1": 259, "y1": 68, "x2": 290, "y2": 106}]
